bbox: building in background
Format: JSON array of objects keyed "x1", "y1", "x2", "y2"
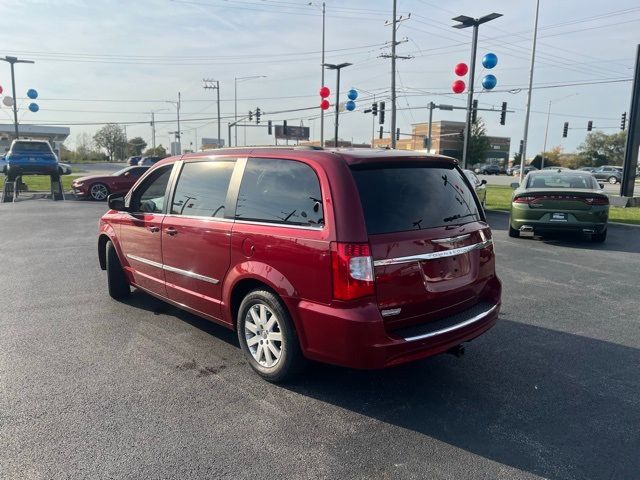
[
  {"x1": 373, "y1": 120, "x2": 510, "y2": 164},
  {"x1": 0, "y1": 124, "x2": 70, "y2": 158},
  {"x1": 201, "y1": 138, "x2": 224, "y2": 150}
]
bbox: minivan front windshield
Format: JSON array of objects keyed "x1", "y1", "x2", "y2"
[{"x1": 351, "y1": 163, "x2": 481, "y2": 235}]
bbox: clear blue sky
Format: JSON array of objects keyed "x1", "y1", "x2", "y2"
[{"x1": 0, "y1": 0, "x2": 637, "y2": 157}]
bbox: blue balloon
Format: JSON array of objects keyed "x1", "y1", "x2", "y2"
[
  {"x1": 27, "y1": 89, "x2": 38, "y2": 99},
  {"x1": 28, "y1": 103, "x2": 39, "y2": 112},
  {"x1": 347, "y1": 89, "x2": 358, "y2": 101},
  {"x1": 481, "y1": 74, "x2": 497, "y2": 90},
  {"x1": 345, "y1": 100, "x2": 356, "y2": 111},
  {"x1": 482, "y1": 53, "x2": 498, "y2": 69}
]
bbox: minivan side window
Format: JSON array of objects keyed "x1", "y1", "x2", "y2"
[
  {"x1": 132, "y1": 166, "x2": 173, "y2": 214},
  {"x1": 235, "y1": 158, "x2": 324, "y2": 227},
  {"x1": 171, "y1": 161, "x2": 235, "y2": 218}
]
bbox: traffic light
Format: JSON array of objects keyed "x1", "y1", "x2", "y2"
[
  {"x1": 256, "y1": 107, "x2": 261, "y2": 124},
  {"x1": 587, "y1": 120, "x2": 593, "y2": 132},
  {"x1": 268, "y1": 120, "x2": 272, "y2": 135},
  {"x1": 379, "y1": 102, "x2": 385, "y2": 125},
  {"x1": 500, "y1": 102, "x2": 507, "y2": 125},
  {"x1": 471, "y1": 99, "x2": 478, "y2": 123},
  {"x1": 379, "y1": 126, "x2": 383, "y2": 139},
  {"x1": 562, "y1": 122, "x2": 569, "y2": 138},
  {"x1": 621, "y1": 112, "x2": 627, "y2": 130},
  {"x1": 283, "y1": 120, "x2": 288, "y2": 136},
  {"x1": 372, "y1": 102, "x2": 377, "y2": 116},
  {"x1": 248, "y1": 110, "x2": 253, "y2": 122},
  {"x1": 396, "y1": 128, "x2": 400, "y2": 141}
]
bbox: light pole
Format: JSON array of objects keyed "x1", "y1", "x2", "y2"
[
  {"x1": 165, "y1": 92, "x2": 181, "y2": 154},
  {"x1": 323, "y1": 63, "x2": 352, "y2": 147},
  {"x1": 1, "y1": 56, "x2": 35, "y2": 139},
  {"x1": 520, "y1": 0, "x2": 540, "y2": 183},
  {"x1": 540, "y1": 93, "x2": 578, "y2": 169},
  {"x1": 149, "y1": 108, "x2": 169, "y2": 152},
  {"x1": 452, "y1": 12, "x2": 502, "y2": 169},
  {"x1": 202, "y1": 79, "x2": 221, "y2": 145},
  {"x1": 234, "y1": 75, "x2": 266, "y2": 146}
]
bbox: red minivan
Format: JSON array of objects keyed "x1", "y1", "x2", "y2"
[{"x1": 98, "y1": 148, "x2": 501, "y2": 382}]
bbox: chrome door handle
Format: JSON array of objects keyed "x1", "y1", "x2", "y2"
[{"x1": 166, "y1": 227, "x2": 178, "y2": 236}]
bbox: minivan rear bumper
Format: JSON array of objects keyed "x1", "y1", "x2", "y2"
[{"x1": 292, "y1": 296, "x2": 500, "y2": 369}]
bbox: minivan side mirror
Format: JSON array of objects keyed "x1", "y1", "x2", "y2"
[
  {"x1": 107, "y1": 193, "x2": 127, "y2": 211},
  {"x1": 510, "y1": 182, "x2": 520, "y2": 189}
]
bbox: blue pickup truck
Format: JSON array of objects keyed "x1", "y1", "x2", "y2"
[{"x1": 2, "y1": 139, "x2": 60, "y2": 177}]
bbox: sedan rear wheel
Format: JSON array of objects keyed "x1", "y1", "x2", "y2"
[
  {"x1": 608, "y1": 176, "x2": 618, "y2": 184},
  {"x1": 592, "y1": 228, "x2": 607, "y2": 243},
  {"x1": 90, "y1": 182, "x2": 110, "y2": 201}
]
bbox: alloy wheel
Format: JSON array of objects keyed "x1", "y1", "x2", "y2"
[
  {"x1": 244, "y1": 303, "x2": 283, "y2": 368},
  {"x1": 90, "y1": 184, "x2": 109, "y2": 200}
]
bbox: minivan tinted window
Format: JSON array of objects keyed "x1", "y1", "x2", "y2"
[
  {"x1": 171, "y1": 161, "x2": 235, "y2": 217},
  {"x1": 351, "y1": 164, "x2": 481, "y2": 234},
  {"x1": 235, "y1": 158, "x2": 323, "y2": 227}
]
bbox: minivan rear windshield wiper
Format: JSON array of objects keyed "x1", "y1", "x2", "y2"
[{"x1": 443, "y1": 212, "x2": 477, "y2": 223}]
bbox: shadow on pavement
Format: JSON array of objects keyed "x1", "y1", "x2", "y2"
[{"x1": 283, "y1": 319, "x2": 640, "y2": 480}]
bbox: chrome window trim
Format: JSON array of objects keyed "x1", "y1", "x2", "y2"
[
  {"x1": 126, "y1": 254, "x2": 219, "y2": 284},
  {"x1": 164, "y1": 213, "x2": 234, "y2": 223},
  {"x1": 403, "y1": 303, "x2": 498, "y2": 342},
  {"x1": 233, "y1": 219, "x2": 324, "y2": 231},
  {"x1": 373, "y1": 239, "x2": 493, "y2": 267}
]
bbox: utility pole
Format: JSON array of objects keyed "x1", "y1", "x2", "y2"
[
  {"x1": 202, "y1": 79, "x2": 221, "y2": 145},
  {"x1": 177, "y1": 91, "x2": 181, "y2": 154},
  {"x1": 1, "y1": 56, "x2": 35, "y2": 139},
  {"x1": 520, "y1": 0, "x2": 540, "y2": 183},
  {"x1": 234, "y1": 76, "x2": 266, "y2": 147},
  {"x1": 151, "y1": 112, "x2": 156, "y2": 151},
  {"x1": 381, "y1": 7, "x2": 411, "y2": 149},
  {"x1": 541, "y1": 100, "x2": 551, "y2": 170},
  {"x1": 427, "y1": 102, "x2": 434, "y2": 151},
  {"x1": 452, "y1": 13, "x2": 502, "y2": 168}
]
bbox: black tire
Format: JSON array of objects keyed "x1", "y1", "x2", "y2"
[
  {"x1": 508, "y1": 224, "x2": 520, "y2": 238},
  {"x1": 237, "y1": 289, "x2": 305, "y2": 383},
  {"x1": 608, "y1": 176, "x2": 617, "y2": 184},
  {"x1": 89, "y1": 182, "x2": 110, "y2": 201},
  {"x1": 106, "y1": 241, "x2": 130, "y2": 300},
  {"x1": 592, "y1": 229, "x2": 607, "y2": 243}
]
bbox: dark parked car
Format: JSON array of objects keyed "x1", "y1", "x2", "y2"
[
  {"x1": 99, "y1": 148, "x2": 501, "y2": 382},
  {"x1": 512, "y1": 165, "x2": 538, "y2": 176},
  {"x1": 464, "y1": 169, "x2": 487, "y2": 208},
  {"x1": 138, "y1": 156, "x2": 163, "y2": 166},
  {"x1": 127, "y1": 156, "x2": 142, "y2": 166},
  {"x1": 591, "y1": 165, "x2": 622, "y2": 184},
  {"x1": 72, "y1": 166, "x2": 149, "y2": 200},
  {"x1": 509, "y1": 170, "x2": 608, "y2": 242},
  {"x1": 475, "y1": 164, "x2": 501, "y2": 175}
]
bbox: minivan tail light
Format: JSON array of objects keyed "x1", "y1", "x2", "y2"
[{"x1": 331, "y1": 242, "x2": 375, "y2": 301}]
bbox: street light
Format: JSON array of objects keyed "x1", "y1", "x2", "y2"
[
  {"x1": 323, "y1": 62, "x2": 352, "y2": 148},
  {"x1": 165, "y1": 92, "x2": 181, "y2": 154},
  {"x1": 0, "y1": 56, "x2": 35, "y2": 139},
  {"x1": 452, "y1": 12, "x2": 502, "y2": 168},
  {"x1": 234, "y1": 75, "x2": 266, "y2": 146},
  {"x1": 149, "y1": 108, "x2": 169, "y2": 152}
]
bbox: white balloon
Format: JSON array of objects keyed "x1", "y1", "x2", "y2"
[{"x1": 2, "y1": 96, "x2": 14, "y2": 107}]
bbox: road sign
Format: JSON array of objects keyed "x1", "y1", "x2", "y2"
[{"x1": 274, "y1": 125, "x2": 309, "y2": 141}]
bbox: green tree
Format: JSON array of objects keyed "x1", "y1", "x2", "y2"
[
  {"x1": 469, "y1": 118, "x2": 491, "y2": 165},
  {"x1": 143, "y1": 145, "x2": 168, "y2": 158},
  {"x1": 127, "y1": 137, "x2": 147, "y2": 156},
  {"x1": 93, "y1": 124, "x2": 127, "y2": 162},
  {"x1": 577, "y1": 131, "x2": 626, "y2": 167},
  {"x1": 512, "y1": 151, "x2": 522, "y2": 165}
]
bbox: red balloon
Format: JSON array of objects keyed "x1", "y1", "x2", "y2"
[
  {"x1": 454, "y1": 62, "x2": 468, "y2": 77},
  {"x1": 452, "y1": 79, "x2": 466, "y2": 94},
  {"x1": 320, "y1": 99, "x2": 330, "y2": 110},
  {"x1": 319, "y1": 86, "x2": 330, "y2": 98},
  {"x1": 0, "y1": 85, "x2": 3, "y2": 95}
]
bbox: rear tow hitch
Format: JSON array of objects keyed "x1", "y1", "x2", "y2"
[{"x1": 447, "y1": 344, "x2": 465, "y2": 358}]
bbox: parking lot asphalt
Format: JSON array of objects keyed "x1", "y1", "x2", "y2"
[{"x1": 1, "y1": 200, "x2": 638, "y2": 480}]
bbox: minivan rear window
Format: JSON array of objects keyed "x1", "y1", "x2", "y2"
[
  {"x1": 11, "y1": 142, "x2": 52, "y2": 153},
  {"x1": 351, "y1": 164, "x2": 481, "y2": 234}
]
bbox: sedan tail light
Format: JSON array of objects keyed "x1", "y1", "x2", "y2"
[
  {"x1": 331, "y1": 242, "x2": 375, "y2": 301},
  {"x1": 584, "y1": 196, "x2": 609, "y2": 205}
]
